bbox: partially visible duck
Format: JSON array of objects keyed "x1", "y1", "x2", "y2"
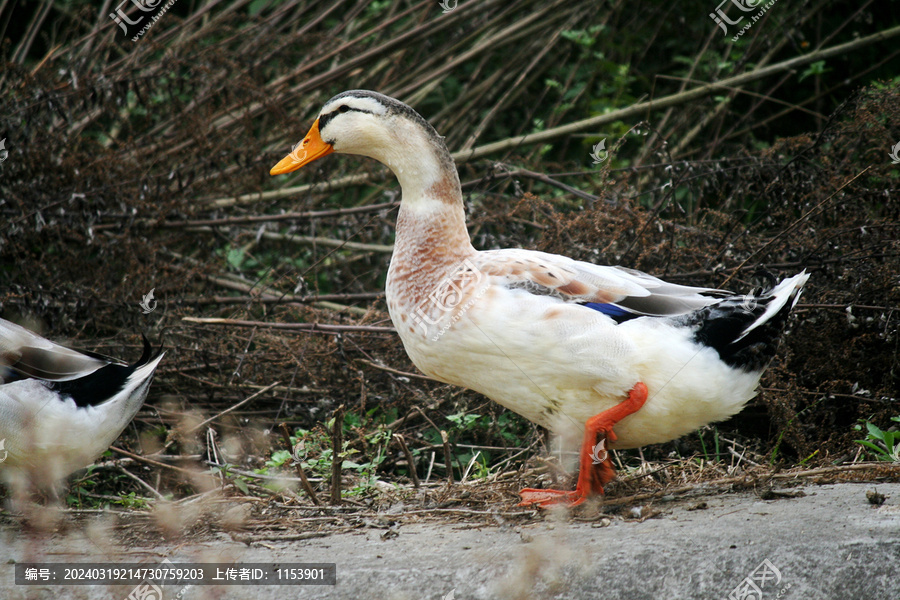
[
  {"x1": 269, "y1": 90, "x2": 808, "y2": 507},
  {"x1": 0, "y1": 318, "x2": 164, "y2": 492}
]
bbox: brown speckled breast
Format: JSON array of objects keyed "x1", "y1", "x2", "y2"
[{"x1": 386, "y1": 201, "x2": 475, "y2": 315}]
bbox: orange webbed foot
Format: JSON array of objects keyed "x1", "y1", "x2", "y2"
[
  {"x1": 517, "y1": 382, "x2": 649, "y2": 509},
  {"x1": 518, "y1": 488, "x2": 588, "y2": 508}
]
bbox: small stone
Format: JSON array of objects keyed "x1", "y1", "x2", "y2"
[{"x1": 866, "y1": 489, "x2": 886, "y2": 506}]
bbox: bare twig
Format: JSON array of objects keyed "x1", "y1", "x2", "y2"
[
  {"x1": 197, "y1": 274, "x2": 369, "y2": 316},
  {"x1": 393, "y1": 434, "x2": 420, "y2": 488},
  {"x1": 259, "y1": 230, "x2": 393, "y2": 253},
  {"x1": 178, "y1": 200, "x2": 399, "y2": 221},
  {"x1": 591, "y1": 463, "x2": 900, "y2": 508},
  {"x1": 204, "y1": 462, "x2": 323, "y2": 483},
  {"x1": 357, "y1": 358, "x2": 436, "y2": 382},
  {"x1": 331, "y1": 404, "x2": 345, "y2": 505},
  {"x1": 117, "y1": 466, "x2": 166, "y2": 500},
  {"x1": 109, "y1": 446, "x2": 202, "y2": 478},
  {"x1": 441, "y1": 430, "x2": 455, "y2": 485},
  {"x1": 177, "y1": 292, "x2": 383, "y2": 305},
  {"x1": 183, "y1": 316, "x2": 395, "y2": 334},
  {"x1": 728, "y1": 446, "x2": 762, "y2": 469},
  {"x1": 184, "y1": 381, "x2": 281, "y2": 437},
  {"x1": 453, "y1": 25, "x2": 900, "y2": 162},
  {"x1": 279, "y1": 423, "x2": 321, "y2": 506}
]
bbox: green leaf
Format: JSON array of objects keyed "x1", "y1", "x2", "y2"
[
  {"x1": 233, "y1": 478, "x2": 250, "y2": 495},
  {"x1": 799, "y1": 60, "x2": 830, "y2": 82},
  {"x1": 248, "y1": 0, "x2": 269, "y2": 16},
  {"x1": 866, "y1": 422, "x2": 885, "y2": 439},
  {"x1": 266, "y1": 449, "x2": 292, "y2": 468},
  {"x1": 855, "y1": 440, "x2": 888, "y2": 456},
  {"x1": 226, "y1": 247, "x2": 245, "y2": 270}
]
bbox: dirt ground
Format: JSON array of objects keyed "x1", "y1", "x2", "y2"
[{"x1": 2, "y1": 480, "x2": 898, "y2": 600}]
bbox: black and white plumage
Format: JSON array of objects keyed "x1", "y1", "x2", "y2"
[{"x1": 0, "y1": 318, "x2": 164, "y2": 491}]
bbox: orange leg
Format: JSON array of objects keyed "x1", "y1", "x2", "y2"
[{"x1": 518, "y1": 382, "x2": 648, "y2": 508}]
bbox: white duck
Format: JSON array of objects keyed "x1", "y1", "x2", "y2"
[
  {"x1": 270, "y1": 90, "x2": 808, "y2": 507},
  {"x1": 0, "y1": 318, "x2": 164, "y2": 492}
]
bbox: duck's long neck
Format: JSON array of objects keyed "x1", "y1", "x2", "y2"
[
  {"x1": 393, "y1": 179, "x2": 473, "y2": 265},
  {"x1": 382, "y1": 129, "x2": 475, "y2": 309},
  {"x1": 383, "y1": 129, "x2": 475, "y2": 265}
]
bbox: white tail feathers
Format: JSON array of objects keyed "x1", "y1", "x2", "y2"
[{"x1": 735, "y1": 271, "x2": 809, "y2": 342}]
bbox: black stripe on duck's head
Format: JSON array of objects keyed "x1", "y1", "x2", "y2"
[{"x1": 270, "y1": 90, "x2": 453, "y2": 179}]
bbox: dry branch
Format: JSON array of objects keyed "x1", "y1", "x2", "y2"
[
  {"x1": 357, "y1": 358, "x2": 436, "y2": 382},
  {"x1": 185, "y1": 382, "x2": 281, "y2": 437},
  {"x1": 259, "y1": 230, "x2": 393, "y2": 253},
  {"x1": 393, "y1": 434, "x2": 420, "y2": 488},
  {"x1": 178, "y1": 292, "x2": 383, "y2": 305},
  {"x1": 195, "y1": 276, "x2": 370, "y2": 316},
  {"x1": 109, "y1": 446, "x2": 203, "y2": 478},
  {"x1": 182, "y1": 317, "x2": 395, "y2": 334},
  {"x1": 182, "y1": 201, "x2": 399, "y2": 222},
  {"x1": 441, "y1": 430, "x2": 455, "y2": 485},
  {"x1": 453, "y1": 24, "x2": 900, "y2": 162},
  {"x1": 330, "y1": 404, "x2": 345, "y2": 506},
  {"x1": 279, "y1": 423, "x2": 321, "y2": 506}
]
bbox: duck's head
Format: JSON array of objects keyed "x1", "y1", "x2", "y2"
[{"x1": 270, "y1": 90, "x2": 458, "y2": 200}]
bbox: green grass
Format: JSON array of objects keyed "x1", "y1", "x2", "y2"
[{"x1": 854, "y1": 417, "x2": 900, "y2": 463}]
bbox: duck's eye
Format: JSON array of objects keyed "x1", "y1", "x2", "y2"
[{"x1": 337, "y1": 105, "x2": 350, "y2": 113}]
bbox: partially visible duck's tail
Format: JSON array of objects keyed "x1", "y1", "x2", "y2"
[
  {"x1": 677, "y1": 271, "x2": 809, "y2": 372},
  {"x1": 47, "y1": 335, "x2": 165, "y2": 408}
]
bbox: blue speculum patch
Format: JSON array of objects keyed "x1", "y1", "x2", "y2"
[{"x1": 581, "y1": 302, "x2": 640, "y2": 323}]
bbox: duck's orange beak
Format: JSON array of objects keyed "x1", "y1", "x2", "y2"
[{"x1": 269, "y1": 119, "x2": 334, "y2": 175}]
